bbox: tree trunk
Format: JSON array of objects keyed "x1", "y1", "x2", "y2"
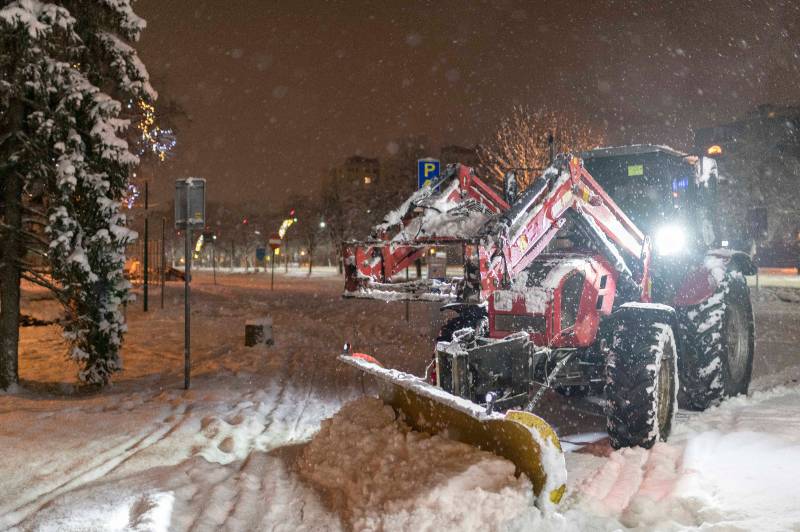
[
  {"x1": 0, "y1": 45, "x2": 24, "y2": 390},
  {"x1": 0, "y1": 150, "x2": 22, "y2": 390}
]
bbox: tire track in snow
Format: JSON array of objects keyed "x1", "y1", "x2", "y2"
[
  {"x1": 186, "y1": 315, "x2": 347, "y2": 531},
  {"x1": 185, "y1": 354, "x2": 295, "y2": 532},
  {"x1": 102, "y1": 403, "x2": 195, "y2": 477},
  {"x1": 3, "y1": 398, "x2": 187, "y2": 529},
  {"x1": 577, "y1": 441, "x2": 687, "y2": 527},
  {"x1": 218, "y1": 343, "x2": 324, "y2": 531}
]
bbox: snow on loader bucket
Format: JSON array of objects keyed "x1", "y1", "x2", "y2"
[{"x1": 339, "y1": 353, "x2": 567, "y2": 509}]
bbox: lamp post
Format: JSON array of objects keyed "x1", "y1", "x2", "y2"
[{"x1": 175, "y1": 178, "x2": 206, "y2": 390}]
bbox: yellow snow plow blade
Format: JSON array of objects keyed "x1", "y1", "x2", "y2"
[{"x1": 340, "y1": 354, "x2": 567, "y2": 508}]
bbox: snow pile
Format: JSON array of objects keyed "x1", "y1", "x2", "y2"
[{"x1": 297, "y1": 397, "x2": 534, "y2": 530}]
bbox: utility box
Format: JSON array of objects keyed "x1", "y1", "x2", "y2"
[
  {"x1": 175, "y1": 178, "x2": 206, "y2": 229},
  {"x1": 245, "y1": 317, "x2": 273, "y2": 347}
]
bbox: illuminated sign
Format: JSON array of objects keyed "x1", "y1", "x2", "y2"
[
  {"x1": 417, "y1": 159, "x2": 441, "y2": 189},
  {"x1": 627, "y1": 164, "x2": 644, "y2": 176}
]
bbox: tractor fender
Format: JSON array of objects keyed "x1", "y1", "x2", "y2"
[
  {"x1": 612, "y1": 302, "x2": 678, "y2": 327},
  {"x1": 600, "y1": 302, "x2": 679, "y2": 344},
  {"x1": 673, "y1": 250, "x2": 755, "y2": 307},
  {"x1": 600, "y1": 302, "x2": 695, "y2": 374}
]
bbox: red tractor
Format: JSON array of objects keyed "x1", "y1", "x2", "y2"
[{"x1": 340, "y1": 146, "x2": 755, "y2": 501}]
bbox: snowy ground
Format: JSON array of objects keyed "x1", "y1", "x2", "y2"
[{"x1": 2, "y1": 270, "x2": 799, "y2": 531}]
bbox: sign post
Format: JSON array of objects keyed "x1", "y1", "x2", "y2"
[
  {"x1": 269, "y1": 233, "x2": 281, "y2": 291},
  {"x1": 143, "y1": 181, "x2": 149, "y2": 312},
  {"x1": 161, "y1": 217, "x2": 166, "y2": 309},
  {"x1": 175, "y1": 178, "x2": 206, "y2": 390}
]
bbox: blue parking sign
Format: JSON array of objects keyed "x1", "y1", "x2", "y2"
[{"x1": 417, "y1": 159, "x2": 440, "y2": 189}]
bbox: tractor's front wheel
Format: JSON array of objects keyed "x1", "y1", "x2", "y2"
[
  {"x1": 435, "y1": 305, "x2": 488, "y2": 343},
  {"x1": 604, "y1": 314, "x2": 677, "y2": 449}
]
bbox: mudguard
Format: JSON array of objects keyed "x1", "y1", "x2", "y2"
[{"x1": 673, "y1": 249, "x2": 755, "y2": 307}]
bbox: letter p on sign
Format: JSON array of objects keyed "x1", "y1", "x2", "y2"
[{"x1": 417, "y1": 159, "x2": 441, "y2": 189}]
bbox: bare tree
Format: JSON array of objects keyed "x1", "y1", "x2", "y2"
[
  {"x1": 288, "y1": 195, "x2": 325, "y2": 275},
  {"x1": 480, "y1": 105, "x2": 604, "y2": 189}
]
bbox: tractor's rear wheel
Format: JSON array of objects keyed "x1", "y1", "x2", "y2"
[
  {"x1": 677, "y1": 273, "x2": 754, "y2": 411},
  {"x1": 604, "y1": 315, "x2": 677, "y2": 449}
]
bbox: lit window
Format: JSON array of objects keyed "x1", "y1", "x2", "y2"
[{"x1": 363, "y1": 176, "x2": 372, "y2": 185}]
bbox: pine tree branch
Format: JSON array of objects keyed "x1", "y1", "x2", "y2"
[
  {"x1": 0, "y1": 222, "x2": 51, "y2": 249},
  {"x1": 21, "y1": 204, "x2": 49, "y2": 220},
  {"x1": 21, "y1": 270, "x2": 63, "y2": 296},
  {"x1": 16, "y1": 259, "x2": 49, "y2": 273},
  {"x1": 18, "y1": 243, "x2": 49, "y2": 259}
]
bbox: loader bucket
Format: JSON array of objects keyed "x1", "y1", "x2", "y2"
[{"x1": 340, "y1": 354, "x2": 567, "y2": 509}]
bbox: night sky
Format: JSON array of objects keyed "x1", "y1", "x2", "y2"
[{"x1": 135, "y1": 0, "x2": 800, "y2": 206}]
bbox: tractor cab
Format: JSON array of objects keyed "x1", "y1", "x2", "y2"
[{"x1": 581, "y1": 145, "x2": 719, "y2": 257}]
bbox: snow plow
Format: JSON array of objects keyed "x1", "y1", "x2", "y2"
[
  {"x1": 339, "y1": 351, "x2": 567, "y2": 508},
  {"x1": 340, "y1": 146, "x2": 756, "y2": 505}
]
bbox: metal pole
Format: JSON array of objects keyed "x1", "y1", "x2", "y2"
[
  {"x1": 161, "y1": 217, "x2": 166, "y2": 309},
  {"x1": 212, "y1": 241, "x2": 217, "y2": 285},
  {"x1": 405, "y1": 267, "x2": 409, "y2": 321},
  {"x1": 284, "y1": 235, "x2": 289, "y2": 273},
  {"x1": 184, "y1": 205, "x2": 191, "y2": 390},
  {"x1": 143, "y1": 181, "x2": 149, "y2": 312},
  {"x1": 271, "y1": 248, "x2": 275, "y2": 290}
]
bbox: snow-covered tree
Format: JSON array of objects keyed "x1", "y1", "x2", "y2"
[
  {"x1": 480, "y1": 105, "x2": 604, "y2": 189},
  {"x1": 0, "y1": 0, "x2": 154, "y2": 387}
]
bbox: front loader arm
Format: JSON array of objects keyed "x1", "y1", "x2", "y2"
[
  {"x1": 480, "y1": 155, "x2": 651, "y2": 300},
  {"x1": 344, "y1": 164, "x2": 510, "y2": 301}
]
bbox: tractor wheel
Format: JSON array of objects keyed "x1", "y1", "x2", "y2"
[
  {"x1": 430, "y1": 306, "x2": 488, "y2": 385},
  {"x1": 604, "y1": 315, "x2": 677, "y2": 449},
  {"x1": 555, "y1": 384, "x2": 590, "y2": 398},
  {"x1": 435, "y1": 306, "x2": 488, "y2": 343},
  {"x1": 677, "y1": 273, "x2": 754, "y2": 411}
]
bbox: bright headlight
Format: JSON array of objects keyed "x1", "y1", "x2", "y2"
[{"x1": 655, "y1": 224, "x2": 687, "y2": 256}]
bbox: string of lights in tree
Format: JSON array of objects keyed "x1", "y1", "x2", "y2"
[
  {"x1": 123, "y1": 100, "x2": 177, "y2": 209},
  {"x1": 136, "y1": 100, "x2": 176, "y2": 162},
  {"x1": 124, "y1": 182, "x2": 140, "y2": 209}
]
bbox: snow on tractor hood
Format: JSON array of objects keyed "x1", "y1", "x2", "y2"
[{"x1": 493, "y1": 255, "x2": 594, "y2": 313}]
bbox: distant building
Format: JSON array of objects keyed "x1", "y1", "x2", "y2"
[
  {"x1": 332, "y1": 155, "x2": 380, "y2": 187},
  {"x1": 440, "y1": 145, "x2": 480, "y2": 168},
  {"x1": 694, "y1": 104, "x2": 800, "y2": 257},
  {"x1": 695, "y1": 104, "x2": 800, "y2": 158}
]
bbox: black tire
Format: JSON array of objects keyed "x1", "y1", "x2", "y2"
[
  {"x1": 435, "y1": 306, "x2": 488, "y2": 343},
  {"x1": 430, "y1": 306, "x2": 488, "y2": 386},
  {"x1": 605, "y1": 314, "x2": 677, "y2": 449},
  {"x1": 555, "y1": 384, "x2": 590, "y2": 398},
  {"x1": 677, "y1": 273, "x2": 754, "y2": 411}
]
